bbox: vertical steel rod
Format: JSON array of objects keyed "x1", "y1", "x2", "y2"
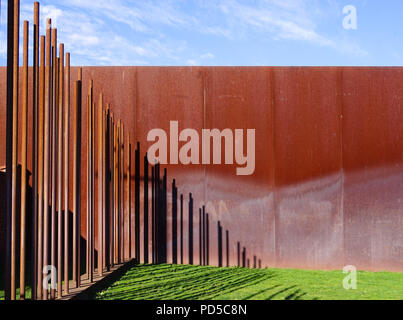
[
  {"x1": 86, "y1": 95, "x2": 89, "y2": 278},
  {"x1": 98, "y1": 93, "x2": 103, "y2": 276},
  {"x1": 226, "y1": 230, "x2": 229, "y2": 267},
  {"x1": 90, "y1": 88, "x2": 95, "y2": 282},
  {"x1": 116, "y1": 121, "x2": 120, "y2": 263},
  {"x1": 199, "y1": 209, "x2": 202, "y2": 265},
  {"x1": 155, "y1": 164, "x2": 159, "y2": 263},
  {"x1": 188, "y1": 193, "x2": 193, "y2": 265},
  {"x1": 151, "y1": 166, "x2": 155, "y2": 264},
  {"x1": 180, "y1": 194, "x2": 183, "y2": 265},
  {"x1": 111, "y1": 114, "x2": 115, "y2": 266},
  {"x1": 64, "y1": 52, "x2": 70, "y2": 294},
  {"x1": 163, "y1": 169, "x2": 167, "y2": 263},
  {"x1": 127, "y1": 134, "x2": 132, "y2": 260},
  {"x1": 121, "y1": 125, "x2": 125, "y2": 262},
  {"x1": 72, "y1": 73, "x2": 82, "y2": 288},
  {"x1": 172, "y1": 180, "x2": 177, "y2": 264},
  {"x1": 31, "y1": 1, "x2": 40, "y2": 300},
  {"x1": 105, "y1": 107, "x2": 111, "y2": 270},
  {"x1": 218, "y1": 222, "x2": 222, "y2": 267},
  {"x1": 102, "y1": 109, "x2": 107, "y2": 269},
  {"x1": 20, "y1": 20, "x2": 29, "y2": 300},
  {"x1": 202, "y1": 206, "x2": 205, "y2": 266},
  {"x1": 206, "y1": 213, "x2": 209, "y2": 265},
  {"x1": 237, "y1": 242, "x2": 240, "y2": 267},
  {"x1": 135, "y1": 143, "x2": 140, "y2": 261},
  {"x1": 107, "y1": 110, "x2": 111, "y2": 266},
  {"x1": 115, "y1": 121, "x2": 118, "y2": 263},
  {"x1": 43, "y1": 19, "x2": 52, "y2": 300},
  {"x1": 10, "y1": 0, "x2": 20, "y2": 301},
  {"x1": 5, "y1": 0, "x2": 15, "y2": 302},
  {"x1": 118, "y1": 123, "x2": 121, "y2": 262},
  {"x1": 37, "y1": 35, "x2": 45, "y2": 300},
  {"x1": 143, "y1": 153, "x2": 148, "y2": 263},
  {"x1": 50, "y1": 29, "x2": 58, "y2": 300},
  {"x1": 57, "y1": 44, "x2": 64, "y2": 299},
  {"x1": 88, "y1": 80, "x2": 94, "y2": 282}
]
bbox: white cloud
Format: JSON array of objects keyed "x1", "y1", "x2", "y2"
[
  {"x1": 208, "y1": 0, "x2": 332, "y2": 46},
  {"x1": 58, "y1": 0, "x2": 193, "y2": 32},
  {"x1": 201, "y1": 52, "x2": 215, "y2": 59},
  {"x1": 3, "y1": 1, "x2": 190, "y2": 65},
  {"x1": 68, "y1": 33, "x2": 100, "y2": 46},
  {"x1": 186, "y1": 59, "x2": 198, "y2": 66},
  {"x1": 196, "y1": 0, "x2": 367, "y2": 57},
  {"x1": 0, "y1": 0, "x2": 368, "y2": 65}
]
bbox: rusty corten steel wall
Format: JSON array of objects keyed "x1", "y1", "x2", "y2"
[
  {"x1": 204, "y1": 67, "x2": 275, "y2": 267},
  {"x1": 273, "y1": 68, "x2": 343, "y2": 270},
  {"x1": 1, "y1": 66, "x2": 402, "y2": 272},
  {"x1": 342, "y1": 68, "x2": 403, "y2": 272},
  {"x1": 134, "y1": 67, "x2": 205, "y2": 264}
]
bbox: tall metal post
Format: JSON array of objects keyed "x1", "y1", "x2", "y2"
[
  {"x1": 64, "y1": 52, "x2": 70, "y2": 293},
  {"x1": 20, "y1": 20, "x2": 29, "y2": 300},
  {"x1": 98, "y1": 94, "x2": 104, "y2": 276},
  {"x1": 72, "y1": 68, "x2": 82, "y2": 288},
  {"x1": 4, "y1": 0, "x2": 16, "y2": 301},
  {"x1": 36, "y1": 35, "x2": 45, "y2": 300},
  {"x1": 43, "y1": 19, "x2": 52, "y2": 300},
  {"x1": 57, "y1": 44, "x2": 64, "y2": 299}
]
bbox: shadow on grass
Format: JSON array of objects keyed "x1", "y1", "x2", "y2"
[
  {"x1": 95, "y1": 264, "x2": 309, "y2": 301},
  {"x1": 241, "y1": 285, "x2": 281, "y2": 300}
]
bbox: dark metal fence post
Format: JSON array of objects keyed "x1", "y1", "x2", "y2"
[
  {"x1": 180, "y1": 194, "x2": 183, "y2": 265},
  {"x1": 237, "y1": 242, "x2": 240, "y2": 267},
  {"x1": 206, "y1": 213, "x2": 209, "y2": 266},
  {"x1": 199, "y1": 208, "x2": 202, "y2": 265},
  {"x1": 31, "y1": 2, "x2": 40, "y2": 300},
  {"x1": 151, "y1": 166, "x2": 155, "y2": 264},
  {"x1": 73, "y1": 70, "x2": 82, "y2": 287},
  {"x1": 20, "y1": 20, "x2": 29, "y2": 300},
  {"x1": 172, "y1": 179, "x2": 177, "y2": 264},
  {"x1": 202, "y1": 206, "x2": 205, "y2": 266},
  {"x1": 144, "y1": 154, "x2": 149, "y2": 263},
  {"x1": 226, "y1": 230, "x2": 229, "y2": 267},
  {"x1": 218, "y1": 222, "x2": 222, "y2": 267},
  {"x1": 188, "y1": 193, "x2": 193, "y2": 265},
  {"x1": 135, "y1": 143, "x2": 140, "y2": 261}
]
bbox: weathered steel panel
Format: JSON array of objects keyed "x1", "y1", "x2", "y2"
[
  {"x1": 135, "y1": 67, "x2": 205, "y2": 264},
  {"x1": 342, "y1": 67, "x2": 403, "y2": 272},
  {"x1": 204, "y1": 67, "x2": 275, "y2": 267},
  {"x1": 273, "y1": 67, "x2": 344, "y2": 269}
]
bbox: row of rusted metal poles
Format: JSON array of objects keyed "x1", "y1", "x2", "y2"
[
  {"x1": 3, "y1": 0, "x2": 262, "y2": 302},
  {"x1": 86, "y1": 72, "x2": 135, "y2": 284},
  {"x1": 4, "y1": 0, "x2": 134, "y2": 300}
]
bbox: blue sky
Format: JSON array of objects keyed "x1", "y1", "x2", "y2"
[{"x1": 0, "y1": 0, "x2": 402, "y2": 66}]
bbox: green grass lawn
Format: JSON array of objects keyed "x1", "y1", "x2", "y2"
[{"x1": 96, "y1": 264, "x2": 403, "y2": 300}]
